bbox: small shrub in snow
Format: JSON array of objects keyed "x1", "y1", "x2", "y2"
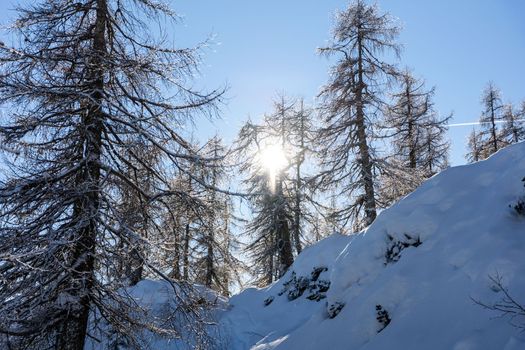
[
  {"x1": 376, "y1": 305, "x2": 391, "y2": 332},
  {"x1": 327, "y1": 302, "x2": 345, "y2": 319},
  {"x1": 514, "y1": 200, "x2": 525, "y2": 215},
  {"x1": 311, "y1": 266, "x2": 328, "y2": 281},
  {"x1": 264, "y1": 296, "x2": 274, "y2": 306},
  {"x1": 385, "y1": 233, "x2": 422, "y2": 265},
  {"x1": 278, "y1": 272, "x2": 297, "y2": 296},
  {"x1": 288, "y1": 276, "x2": 310, "y2": 301},
  {"x1": 306, "y1": 293, "x2": 325, "y2": 302},
  {"x1": 279, "y1": 272, "x2": 308, "y2": 300},
  {"x1": 316, "y1": 279, "x2": 330, "y2": 293},
  {"x1": 306, "y1": 278, "x2": 331, "y2": 301},
  {"x1": 278, "y1": 267, "x2": 331, "y2": 302},
  {"x1": 510, "y1": 177, "x2": 525, "y2": 215}
]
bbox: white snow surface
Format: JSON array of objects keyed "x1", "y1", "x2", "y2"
[
  {"x1": 218, "y1": 142, "x2": 525, "y2": 350},
  {"x1": 89, "y1": 143, "x2": 525, "y2": 350}
]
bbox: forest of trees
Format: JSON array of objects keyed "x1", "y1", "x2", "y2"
[{"x1": 0, "y1": 0, "x2": 523, "y2": 349}]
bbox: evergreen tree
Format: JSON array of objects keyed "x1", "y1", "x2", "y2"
[
  {"x1": 0, "y1": 0, "x2": 223, "y2": 348},
  {"x1": 316, "y1": 0, "x2": 400, "y2": 229}
]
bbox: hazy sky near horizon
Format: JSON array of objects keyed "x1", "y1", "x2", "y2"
[{"x1": 0, "y1": 0, "x2": 524, "y2": 165}]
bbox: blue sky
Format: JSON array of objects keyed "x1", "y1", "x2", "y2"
[{"x1": 1, "y1": 0, "x2": 524, "y2": 165}]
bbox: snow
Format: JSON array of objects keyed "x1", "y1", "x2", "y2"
[
  {"x1": 86, "y1": 142, "x2": 525, "y2": 349},
  {"x1": 217, "y1": 142, "x2": 525, "y2": 350},
  {"x1": 84, "y1": 280, "x2": 229, "y2": 350}
]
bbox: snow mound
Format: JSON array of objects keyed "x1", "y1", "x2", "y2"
[
  {"x1": 85, "y1": 280, "x2": 228, "y2": 350},
  {"x1": 219, "y1": 142, "x2": 525, "y2": 350}
]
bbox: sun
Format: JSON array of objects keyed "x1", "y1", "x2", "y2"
[
  {"x1": 260, "y1": 144, "x2": 287, "y2": 173},
  {"x1": 259, "y1": 143, "x2": 287, "y2": 192}
]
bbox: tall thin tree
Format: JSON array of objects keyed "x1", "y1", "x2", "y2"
[
  {"x1": 479, "y1": 82, "x2": 504, "y2": 157},
  {"x1": 466, "y1": 128, "x2": 483, "y2": 163},
  {"x1": 380, "y1": 70, "x2": 449, "y2": 205},
  {"x1": 316, "y1": 0, "x2": 400, "y2": 229},
  {"x1": 501, "y1": 103, "x2": 525, "y2": 145}
]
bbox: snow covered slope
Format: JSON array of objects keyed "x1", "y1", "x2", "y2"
[{"x1": 219, "y1": 142, "x2": 525, "y2": 350}]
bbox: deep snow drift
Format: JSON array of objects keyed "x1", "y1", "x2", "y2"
[{"x1": 219, "y1": 142, "x2": 525, "y2": 350}]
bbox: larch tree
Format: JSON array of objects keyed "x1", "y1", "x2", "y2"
[
  {"x1": 235, "y1": 98, "x2": 295, "y2": 285},
  {"x1": 380, "y1": 70, "x2": 450, "y2": 205},
  {"x1": 466, "y1": 128, "x2": 484, "y2": 163},
  {"x1": 193, "y1": 136, "x2": 242, "y2": 296},
  {"x1": 501, "y1": 103, "x2": 525, "y2": 145},
  {"x1": 478, "y1": 82, "x2": 504, "y2": 157},
  {"x1": 0, "y1": 0, "x2": 223, "y2": 348},
  {"x1": 114, "y1": 137, "x2": 160, "y2": 287},
  {"x1": 283, "y1": 98, "x2": 319, "y2": 255},
  {"x1": 235, "y1": 120, "x2": 278, "y2": 285},
  {"x1": 419, "y1": 114, "x2": 450, "y2": 177},
  {"x1": 158, "y1": 168, "x2": 203, "y2": 283},
  {"x1": 257, "y1": 97, "x2": 295, "y2": 279},
  {"x1": 316, "y1": 0, "x2": 400, "y2": 229}
]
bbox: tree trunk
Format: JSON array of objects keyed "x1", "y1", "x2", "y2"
[
  {"x1": 266, "y1": 234, "x2": 274, "y2": 285},
  {"x1": 490, "y1": 93, "x2": 498, "y2": 153},
  {"x1": 128, "y1": 246, "x2": 144, "y2": 286},
  {"x1": 205, "y1": 145, "x2": 218, "y2": 288},
  {"x1": 293, "y1": 160, "x2": 302, "y2": 255},
  {"x1": 277, "y1": 217, "x2": 293, "y2": 276},
  {"x1": 57, "y1": 1, "x2": 106, "y2": 348},
  {"x1": 183, "y1": 222, "x2": 190, "y2": 281},
  {"x1": 58, "y1": 1, "x2": 107, "y2": 348},
  {"x1": 277, "y1": 104, "x2": 294, "y2": 275},
  {"x1": 221, "y1": 205, "x2": 231, "y2": 296},
  {"x1": 292, "y1": 105, "x2": 305, "y2": 255},
  {"x1": 171, "y1": 222, "x2": 181, "y2": 280},
  {"x1": 356, "y1": 32, "x2": 377, "y2": 226},
  {"x1": 276, "y1": 178, "x2": 293, "y2": 276},
  {"x1": 406, "y1": 84, "x2": 416, "y2": 169},
  {"x1": 205, "y1": 228, "x2": 214, "y2": 287}
]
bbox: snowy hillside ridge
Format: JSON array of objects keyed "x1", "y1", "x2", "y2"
[{"x1": 219, "y1": 142, "x2": 525, "y2": 350}]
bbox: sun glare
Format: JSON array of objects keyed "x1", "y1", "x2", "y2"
[{"x1": 259, "y1": 143, "x2": 287, "y2": 192}]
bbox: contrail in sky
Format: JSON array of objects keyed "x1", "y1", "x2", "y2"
[{"x1": 447, "y1": 119, "x2": 525, "y2": 128}]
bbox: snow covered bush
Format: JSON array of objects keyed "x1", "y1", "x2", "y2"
[
  {"x1": 276, "y1": 267, "x2": 331, "y2": 302},
  {"x1": 288, "y1": 276, "x2": 310, "y2": 301},
  {"x1": 385, "y1": 233, "x2": 422, "y2": 265},
  {"x1": 311, "y1": 266, "x2": 328, "y2": 281},
  {"x1": 510, "y1": 176, "x2": 525, "y2": 215},
  {"x1": 264, "y1": 296, "x2": 275, "y2": 306},
  {"x1": 514, "y1": 200, "x2": 525, "y2": 215},
  {"x1": 306, "y1": 280, "x2": 331, "y2": 302},
  {"x1": 376, "y1": 305, "x2": 391, "y2": 333},
  {"x1": 327, "y1": 302, "x2": 345, "y2": 319}
]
